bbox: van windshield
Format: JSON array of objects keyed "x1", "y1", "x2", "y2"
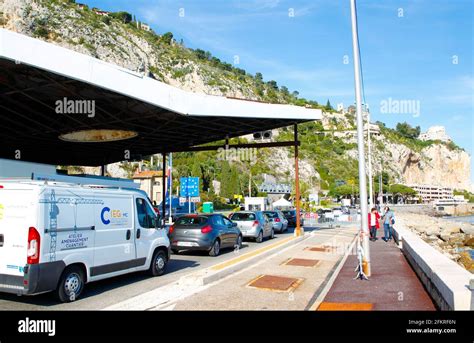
[
  {"x1": 175, "y1": 216, "x2": 208, "y2": 226},
  {"x1": 230, "y1": 212, "x2": 256, "y2": 221}
]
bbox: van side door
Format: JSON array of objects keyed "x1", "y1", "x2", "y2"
[{"x1": 91, "y1": 194, "x2": 136, "y2": 279}]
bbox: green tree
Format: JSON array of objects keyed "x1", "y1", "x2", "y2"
[
  {"x1": 395, "y1": 122, "x2": 421, "y2": 139},
  {"x1": 161, "y1": 32, "x2": 174, "y2": 45},
  {"x1": 219, "y1": 161, "x2": 232, "y2": 198},
  {"x1": 110, "y1": 11, "x2": 132, "y2": 24},
  {"x1": 325, "y1": 99, "x2": 333, "y2": 111},
  {"x1": 267, "y1": 80, "x2": 278, "y2": 91},
  {"x1": 390, "y1": 184, "x2": 417, "y2": 203}
]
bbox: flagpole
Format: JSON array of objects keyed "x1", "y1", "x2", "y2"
[{"x1": 350, "y1": 0, "x2": 371, "y2": 276}]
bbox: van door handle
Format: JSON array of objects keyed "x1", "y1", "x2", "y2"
[
  {"x1": 136, "y1": 229, "x2": 141, "y2": 239},
  {"x1": 126, "y1": 230, "x2": 131, "y2": 240}
]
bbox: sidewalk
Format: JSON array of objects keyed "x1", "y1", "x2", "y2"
[
  {"x1": 169, "y1": 226, "x2": 358, "y2": 310},
  {"x1": 317, "y1": 236, "x2": 437, "y2": 311}
]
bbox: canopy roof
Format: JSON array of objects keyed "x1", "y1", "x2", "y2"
[
  {"x1": 0, "y1": 29, "x2": 322, "y2": 166},
  {"x1": 273, "y1": 197, "x2": 293, "y2": 207}
]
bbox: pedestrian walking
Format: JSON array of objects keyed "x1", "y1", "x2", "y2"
[
  {"x1": 382, "y1": 206, "x2": 395, "y2": 242},
  {"x1": 368, "y1": 207, "x2": 380, "y2": 241}
]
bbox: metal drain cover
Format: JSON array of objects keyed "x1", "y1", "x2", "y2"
[
  {"x1": 247, "y1": 275, "x2": 303, "y2": 292},
  {"x1": 306, "y1": 246, "x2": 331, "y2": 252},
  {"x1": 283, "y1": 258, "x2": 320, "y2": 267}
]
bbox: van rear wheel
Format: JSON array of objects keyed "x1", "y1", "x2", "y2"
[
  {"x1": 149, "y1": 250, "x2": 167, "y2": 276},
  {"x1": 56, "y1": 266, "x2": 85, "y2": 303}
]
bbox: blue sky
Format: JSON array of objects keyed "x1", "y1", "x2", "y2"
[{"x1": 82, "y1": 0, "x2": 473, "y2": 183}]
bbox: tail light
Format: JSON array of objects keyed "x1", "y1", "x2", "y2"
[
  {"x1": 201, "y1": 225, "x2": 213, "y2": 234},
  {"x1": 252, "y1": 220, "x2": 259, "y2": 228},
  {"x1": 275, "y1": 218, "x2": 281, "y2": 222},
  {"x1": 169, "y1": 225, "x2": 175, "y2": 234},
  {"x1": 27, "y1": 227, "x2": 40, "y2": 265}
]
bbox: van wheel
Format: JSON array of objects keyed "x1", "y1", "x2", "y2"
[
  {"x1": 57, "y1": 266, "x2": 85, "y2": 303},
  {"x1": 209, "y1": 239, "x2": 220, "y2": 257},
  {"x1": 149, "y1": 250, "x2": 167, "y2": 276}
]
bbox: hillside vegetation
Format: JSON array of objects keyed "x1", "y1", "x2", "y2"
[{"x1": 1, "y1": 0, "x2": 470, "y2": 200}]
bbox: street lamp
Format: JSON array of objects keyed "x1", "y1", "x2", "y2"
[{"x1": 350, "y1": 0, "x2": 371, "y2": 277}]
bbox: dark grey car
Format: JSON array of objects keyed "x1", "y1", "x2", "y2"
[{"x1": 169, "y1": 214, "x2": 242, "y2": 256}]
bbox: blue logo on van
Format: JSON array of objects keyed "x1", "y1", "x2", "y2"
[{"x1": 101, "y1": 207, "x2": 111, "y2": 225}]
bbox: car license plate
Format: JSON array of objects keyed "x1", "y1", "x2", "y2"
[{"x1": 177, "y1": 241, "x2": 193, "y2": 247}]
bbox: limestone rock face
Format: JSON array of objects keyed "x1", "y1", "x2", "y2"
[{"x1": 402, "y1": 144, "x2": 471, "y2": 190}]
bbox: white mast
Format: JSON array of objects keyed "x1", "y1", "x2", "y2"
[{"x1": 350, "y1": 0, "x2": 371, "y2": 276}]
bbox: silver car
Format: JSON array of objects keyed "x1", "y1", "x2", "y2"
[
  {"x1": 263, "y1": 210, "x2": 288, "y2": 233},
  {"x1": 229, "y1": 211, "x2": 274, "y2": 243}
]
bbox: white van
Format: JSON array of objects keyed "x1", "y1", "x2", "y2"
[{"x1": 0, "y1": 174, "x2": 170, "y2": 302}]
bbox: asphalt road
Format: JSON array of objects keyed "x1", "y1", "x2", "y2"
[{"x1": 0, "y1": 226, "x2": 313, "y2": 310}]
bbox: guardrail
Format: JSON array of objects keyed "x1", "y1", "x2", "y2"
[{"x1": 303, "y1": 212, "x2": 360, "y2": 228}]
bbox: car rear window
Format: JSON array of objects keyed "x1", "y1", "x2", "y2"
[
  {"x1": 175, "y1": 216, "x2": 208, "y2": 225},
  {"x1": 263, "y1": 212, "x2": 278, "y2": 218},
  {"x1": 282, "y1": 210, "x2": 295, "y2": 216},
  {"x1": 230, "y1": 212, "x2": 256, "y2": 221}
]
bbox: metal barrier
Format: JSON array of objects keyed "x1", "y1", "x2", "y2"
[{"x1": 303, "y1": 211, "x2": 360, "y2": 229}]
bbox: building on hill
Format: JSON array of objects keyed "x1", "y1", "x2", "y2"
[
  {"x1": 337, "y1": 103, "x2": 344, "y2": 113},
  {"x1": 408, "y1": 184, "x2": 454, "y2": 203},
  {"x1": 418, "y1": 126, "x2": 451, "y2": 142},
  {"x1": 141, "y1": 24, "x2": 151, "y2": 32},
  {"x1": 364, "y1": 122, "x2": 381, "y2": 136}
]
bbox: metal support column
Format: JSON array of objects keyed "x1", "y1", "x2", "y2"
[
  {"x1": 162, "y1": 153, "x2": 167, "y2": 226},
  {"x1": 294, "y1": 124, "x2": 303, "y2": 237}
]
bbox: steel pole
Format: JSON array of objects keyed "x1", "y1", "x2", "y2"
[
  {"x1": 294, "y1": 124, "x2": 303, "y2": 237},
  {"x1": 350, "y1": 0, "x2": 370, "y2": 276},
  {"x1": 169, "y1": 153, "x2": 173, "y2": 224},
  {"x1": 367, "y1": 110, "x2": 374, "y2": 209},
  {"x1": 162, "y1": 153, "x2": 167, "y2": 227}
]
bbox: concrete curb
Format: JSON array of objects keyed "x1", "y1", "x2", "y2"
[
  {"x1": 306, "y1": 233, "x2": 358, "y2": 311},
  {"x1": 178, "y1": 234, "x2": 310, "y2": 286}
]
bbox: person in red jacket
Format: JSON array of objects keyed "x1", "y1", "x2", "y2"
[{"x1": 368, "y1": 207, "x2": 380, "y2": 241}]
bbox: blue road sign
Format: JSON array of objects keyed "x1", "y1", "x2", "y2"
[{"x1": 180, "y1": 177, "x2": 200, "y2": 197}]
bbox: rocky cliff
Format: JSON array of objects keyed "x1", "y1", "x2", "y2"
[{"x1": 0, "y1": 0, "x2": 471, "y2": 191}]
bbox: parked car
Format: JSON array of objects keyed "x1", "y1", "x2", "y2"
[
  {"x1": 0, "y1": 177, "x2": 170, "y2": 303},
  {"x1": 332, "y1": 207, "x2": 343, "y2": 217},
  {"x1": 228, "y1": 211, "x2": 274, "y2": 243},
  {"x1": 169, "y1": 214, "x2": 242, "y2": 256},
  {"x1": 281, "y1": 209, "x2": 304, "y2": 227},
  {"x1": 263, "y1": 210, "x2": 288, "y2": 233}
]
